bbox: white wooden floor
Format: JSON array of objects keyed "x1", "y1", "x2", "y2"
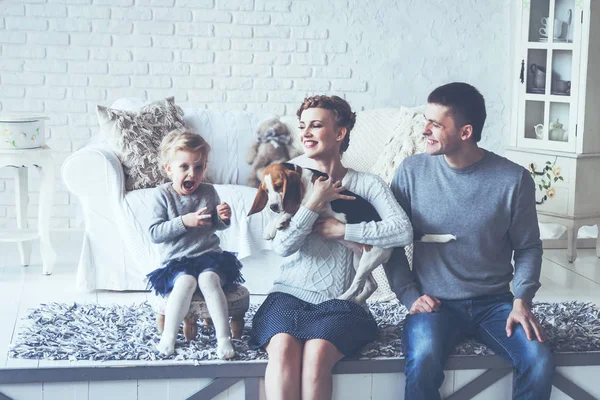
[{"x1": 0, "y1": 235, "x2": 599, "y2": 400}]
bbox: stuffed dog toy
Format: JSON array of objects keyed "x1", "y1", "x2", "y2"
[
  {"x1": 246, "y1": 118, "x2": 302, "y2": 188},
  {"x1": 247, "y1": 163, "x2": 455, "y2": 303}
]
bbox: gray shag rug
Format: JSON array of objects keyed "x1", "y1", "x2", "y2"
[{"x1": 9, "y1": 301, "x2": 600, "y2": 362}]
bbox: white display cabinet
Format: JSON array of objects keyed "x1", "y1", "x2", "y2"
[{"x1": 507, "y1": 0, "x2": 600, "y2": 261}]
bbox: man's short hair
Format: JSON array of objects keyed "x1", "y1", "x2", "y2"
[{"x1": 427, "y1": 82, "x2": 487, "y2": 143}]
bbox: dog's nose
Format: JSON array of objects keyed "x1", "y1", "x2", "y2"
[{"x1": 269, "y1": 204, "x2": 279, "y2": 212}]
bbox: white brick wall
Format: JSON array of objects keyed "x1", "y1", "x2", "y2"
[{"x1": 0, "y1": 0, "x2": 512, "y2": 229}]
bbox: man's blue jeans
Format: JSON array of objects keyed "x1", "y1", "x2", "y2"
[{"x1": 403, "y1": 293, "x2": 555, "y2": 400}]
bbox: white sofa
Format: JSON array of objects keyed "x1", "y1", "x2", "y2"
[{"x1": 62, "y1": 99, "x2": 428, "y2": 295}]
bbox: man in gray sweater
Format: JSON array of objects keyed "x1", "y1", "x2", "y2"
[{"x1": 385, "y1": 82, "x2": 555, "y2": 399}]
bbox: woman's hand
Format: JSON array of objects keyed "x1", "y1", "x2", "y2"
[
  {"x1": 217, "y1": 202, "x2": 231, "y2": 224},
  {"x1": 182, "y1": 207, "x2": 212, "y2": 228},
  {"x1": 313, "y1": 217, "x2": 346, "y2": 240},
  {"x1": 305, "y1": 177, "x2": 355, "y2": 213}
]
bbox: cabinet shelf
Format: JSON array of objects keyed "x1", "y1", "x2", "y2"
[
  {"x1": 524, "y1": 94, "x2": 572, "y2": 103},
  {"x1": 527, "y1": 42, "x2": 575, "y2": 50}
]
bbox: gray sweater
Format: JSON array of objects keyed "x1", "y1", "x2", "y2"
[
  {"x1": 148, "y1": 183, "x2": 229, "y2": 266},
  {"x1": 385, "y1": 150, "x2": 543, "y2": 308},
  {"x1": 270, "y1": 169, "x2": 413, "y2": 304}
]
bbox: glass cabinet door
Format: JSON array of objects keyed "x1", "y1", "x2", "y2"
[{"x1": 517, "y1": 0, "x2": 582, "y2": 152}]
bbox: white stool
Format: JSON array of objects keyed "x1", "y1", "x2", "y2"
[{"x1": 0, "y1": 146, "x2": 56, "y2": 275}]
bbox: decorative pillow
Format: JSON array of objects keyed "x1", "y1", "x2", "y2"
[
  {"x1": 369, "y1": 105, "x2": 427, "y2": 184},
  {"x1": 339, "y1": 108, "x2": 404, "y2": 173},
  {"x1": 97, "y1": 97, "x2": 185, "y2": 191}
]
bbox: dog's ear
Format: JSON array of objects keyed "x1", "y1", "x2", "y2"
[
  {"x1": 248, "y1": 185, "x2": 268, "y2": 216},
  {"x1": 282, "y1": 170, "x2": 303, "y2": 213}
]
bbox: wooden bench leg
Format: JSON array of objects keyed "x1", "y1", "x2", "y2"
[
  {"x1": 202, "y1": 316, "x2": 245, "y2": 338},
  {"x1": 183, "y1": 316, "x2": 198, "y2": 342},
  {"x1": 157, "y1": 313, "x2": 198, "y2": 342},
  {"x1": 230, "y1": 315, "x2": 245, "y2": 339}
]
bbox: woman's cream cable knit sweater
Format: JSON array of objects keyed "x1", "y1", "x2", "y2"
[{"x1": 269, "y1": 169, "x2": 413, "y2": 304}]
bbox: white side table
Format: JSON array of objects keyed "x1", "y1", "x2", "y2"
[{"x1": 0, "y1": 146, "x2": 56, "y2": 274}]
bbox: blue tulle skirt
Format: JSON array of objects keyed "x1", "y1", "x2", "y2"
[{"x1": 146, "y1": 251, "x2": 244, "y2": 297}]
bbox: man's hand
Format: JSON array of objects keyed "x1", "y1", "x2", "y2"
[
  {"x1": 312, "y1": 217, "x2": 345, "y2": 240},
  {"x1": 409, "y1": 295, "x2": 441, "y2": 314},
  {"x1": 182, "y1": 207, "x2": 213, "y2": 228},
  {"x1": 506, "y1": 299, "x2": 546, "y2": 342},
  {"x1": 217, "y1": 202, "x2": 231, "y2": 224}
]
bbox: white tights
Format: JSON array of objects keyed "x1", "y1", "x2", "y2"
[{"x1": 156, "y1": 271, "x2": 234, "y2": 359}]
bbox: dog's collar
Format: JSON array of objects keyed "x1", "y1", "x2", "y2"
[
  {"x1": 283, "y1": 163, "x2": 330, "y2": 184},
  {"x1": 282, "y1": 162, "x2": 302, "y2": 173}
]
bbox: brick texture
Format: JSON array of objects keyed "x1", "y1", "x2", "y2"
[{"x1": 0, "y1": 0, "x2": 510, "y2": 228}]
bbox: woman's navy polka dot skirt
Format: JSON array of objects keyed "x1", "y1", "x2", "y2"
[{"x1": 250, "y1": 292, "x2": 379, "y2": 356}]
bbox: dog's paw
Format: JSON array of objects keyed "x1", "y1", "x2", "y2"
[
  {"x1": 263, "y1": 225, "x2": 277, "y2": 240},
  {"x1": 275, "y1": 214, "x2": 292, "y2": 230},
  {"x1": 354, "y1": 283, "x2": 377, "y2": 304},
  {"x1": 156, "y1": 338, "x2": 175, "y2": 356},
  {"x1": 337, "y1": 282, "x2": 364, "y2": 302},
  {"x1": 336, "y1": 291, "x2": 354, "y2": 302},
  {"x1": 276, "y1": 218, "x2": 291, "y2": 230},
  {"x1": 337, "y1": 292, "x2": 362, "y2": 304},
  {"x1": 217, "y1": 337, "x2": 235, "y2": 360}
]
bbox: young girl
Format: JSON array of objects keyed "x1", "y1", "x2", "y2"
[{"x1": 146, "y1": 129, "x2": 244, "y2": 359}]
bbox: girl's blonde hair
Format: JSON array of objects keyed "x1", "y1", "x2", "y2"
[{"x1": 159, "y1": 129, "x2": 211, "y2": 168}]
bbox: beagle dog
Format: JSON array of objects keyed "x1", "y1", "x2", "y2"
[{"x1": 247, "y1": 163, "x2": 455, "y2": 303}]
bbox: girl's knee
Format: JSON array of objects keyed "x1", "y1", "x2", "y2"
[
  {"x1": 173, "y1": 274, "x2": 197, "y2": 292},
  {"x1": 198, "y1": 271, "x2": 221, "y2": 288}
]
